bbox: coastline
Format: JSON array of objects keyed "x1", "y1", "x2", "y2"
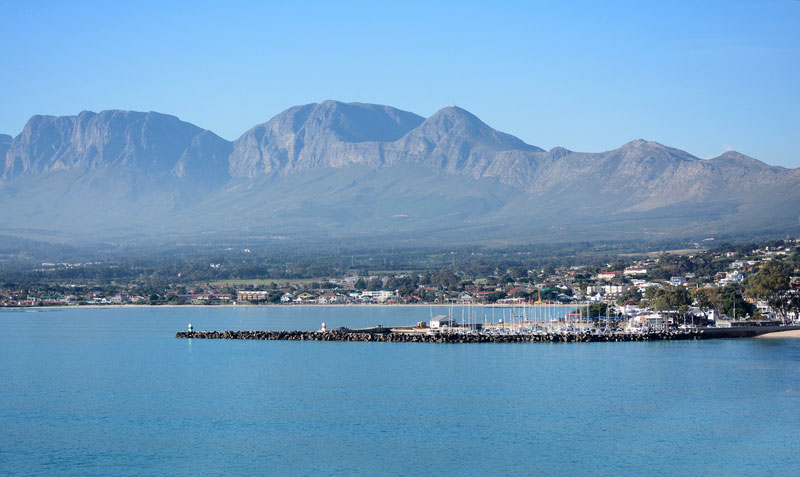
[{"x1": 0, "y1": 302, "x2": 516, "y2": 310}]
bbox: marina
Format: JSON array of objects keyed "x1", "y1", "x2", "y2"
[{"x1": 177, "y1": 303, "x2": 800, "y2": 343}]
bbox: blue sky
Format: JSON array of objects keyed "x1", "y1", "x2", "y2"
[{"x1": 2, "y1": 0, "x2": 799, "y2": 166}]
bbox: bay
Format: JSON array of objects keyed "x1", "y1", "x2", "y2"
[{"x1": 1, "y1": 306, "x2": 799, "y2": 476}]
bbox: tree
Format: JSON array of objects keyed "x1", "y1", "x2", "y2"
[
  {"x1": 645, "y1": 284, "x2": 691, "y2": 325},
  {"x1": 646, "y1": 284, "x2": 690, "y2": 313},
  {"x1": 693, "y1": 287, "x2": 722, "y2": 319},
  {"x1": 366, "y1": 278, "x2": 383, "y2": 291},
  {"x1": 581, "y1": 302, "x2": 608, "y2": 318},
  {"x1": 721, "y1": 286, "x2": 753, "y2": 319},
  {"x1": 746, "y1": 260, "x2": 791, "y2": 321},
  {"x1": 616, "y1": 287, "x2": 642, "y2": 305},
  {"x1": 485, "y1": 291, "x2": 506, "y2": 303},
  {"x1": 433, "y1": 270, "x2": 459, "y2": 290},
  {"x1": 787, "y1": 291, "x2": 800, "y2": 322},
  {"x1": 609, "y1": 261, "x2": 625, "y2": 271}
]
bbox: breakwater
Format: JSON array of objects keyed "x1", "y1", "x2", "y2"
[
  {"x1": 175, "y1": 330, "x2": 755, "y2": 343},
  {"x1": 175, "y1": 326, "x2": 798, "y2": 343}
]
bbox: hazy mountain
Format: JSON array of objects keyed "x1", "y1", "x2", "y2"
[
  {"x1": 1, "y1": 101, "x2": 798, "y2": 243},
  {"x1": 0, "y1": 110, "x2": 232, "y2": 238}
]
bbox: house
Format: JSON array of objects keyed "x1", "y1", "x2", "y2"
[
  {"x1": 360, "y1": 290, "x2": 398, "y2": 303},
  {"x1": 628, "y1": 313, "x2": 665, "y2": 330},
  {"x1": 475, "y1": 291, "x2": 496, "y2": 301},
  {"x1": 586, "y1": 285, "x2": 625, "y2": 296},
  {"x1": 280, "y1": 293, "x2": 294, "y2": 303},
  {"x1": 718, "y1": 270, "x2": 745, "y2": 286},
  {"x1": 297, "y1": 292, "x2": 315, "y2": 302},
  {"x1": 317, "y1": 293, "x2": 340, "y2": 304},
  {"x1": 597, "y1": 271, "x2": 619, "y2": 281},
  {"x1": 506, "y1": 286, "x2": 527, "y2": 296},
  {"x1": 110, "y1": 294, "x2": 128, "y2": 303},
  {"x1": 623, "y1": 267, "x2": 647, "y2": 277}
]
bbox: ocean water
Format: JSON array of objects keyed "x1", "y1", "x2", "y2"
[{"x1": 1, "y1": 306, "x2": 799, "y2": 476}]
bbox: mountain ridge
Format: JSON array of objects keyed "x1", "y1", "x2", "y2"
[{"x1": 1, "y1": 101, "x2": 798, "y2": 243}]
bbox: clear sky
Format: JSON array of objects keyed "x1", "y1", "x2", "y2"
[{"x1": 2, "y1": 0, "x2": 799, "y2": 166}]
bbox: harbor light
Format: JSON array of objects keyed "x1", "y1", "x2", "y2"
[
  {"x1": 321, "y1": 322, "x2": 326, "y2": 332},
  {"x1": 188, "y1": 323, "x2": 193, "y2": 332}
]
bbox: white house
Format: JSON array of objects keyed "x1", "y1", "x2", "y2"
[
  {"x1": 718, "y1": 270, "x2": 745, "y2": 286},
  {"x1": 280, "y1": 293, "x2": 294, "y2": 303}
]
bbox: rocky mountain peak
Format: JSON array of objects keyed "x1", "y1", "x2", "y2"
[
  {"x1": 710, "y1": 150, "x2": 774, "y2": 170},
  {"x1": 549, "y1": 146, "x2": 572, "y2": 159},
  {"x1": 254, "y1": 100, "x2": 424, "y2": 143},
  {"x1": 311, "y1": 100, "x2": 424, "y2": 142},
  {"x1": 229, "y1": 101, "x2": 425, "y2": 177},
  {"x1": 405, "y1": 105, "x2": 543, "y2": 153},
  {"x1": 611, "y1": 139, "x2": 699, "y2": 162},
  {"x1": 2, "y1": 110, "x2": 230, "y2": 182}
]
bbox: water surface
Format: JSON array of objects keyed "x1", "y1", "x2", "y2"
[{"x1": 1, "y1": 307, "x2": 799, "y2": 476}]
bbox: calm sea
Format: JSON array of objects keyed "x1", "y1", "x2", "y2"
[{"x1": 1, "y1": 306, "x2": 799, "y2": 476}]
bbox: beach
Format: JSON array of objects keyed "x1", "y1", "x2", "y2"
[{"x1": 755, "y1": 329, "x2": 800, "y2": 338}]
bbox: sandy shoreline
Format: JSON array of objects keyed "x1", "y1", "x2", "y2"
[{"x1": 755, "y1": 329, "x2": 800, "y2": 339}]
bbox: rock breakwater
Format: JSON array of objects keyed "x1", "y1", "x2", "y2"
[{"x1": 176, "y1": 329, "x2": 712, "y2": 343}]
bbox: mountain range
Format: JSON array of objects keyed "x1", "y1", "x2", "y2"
[{"x1": 1, "y1": 100, "x2": 799, "y2": 244}]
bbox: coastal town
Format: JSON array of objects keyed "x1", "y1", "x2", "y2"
[{"x1": 3, "y1": 238, "x2": 799, "y2": 328}]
